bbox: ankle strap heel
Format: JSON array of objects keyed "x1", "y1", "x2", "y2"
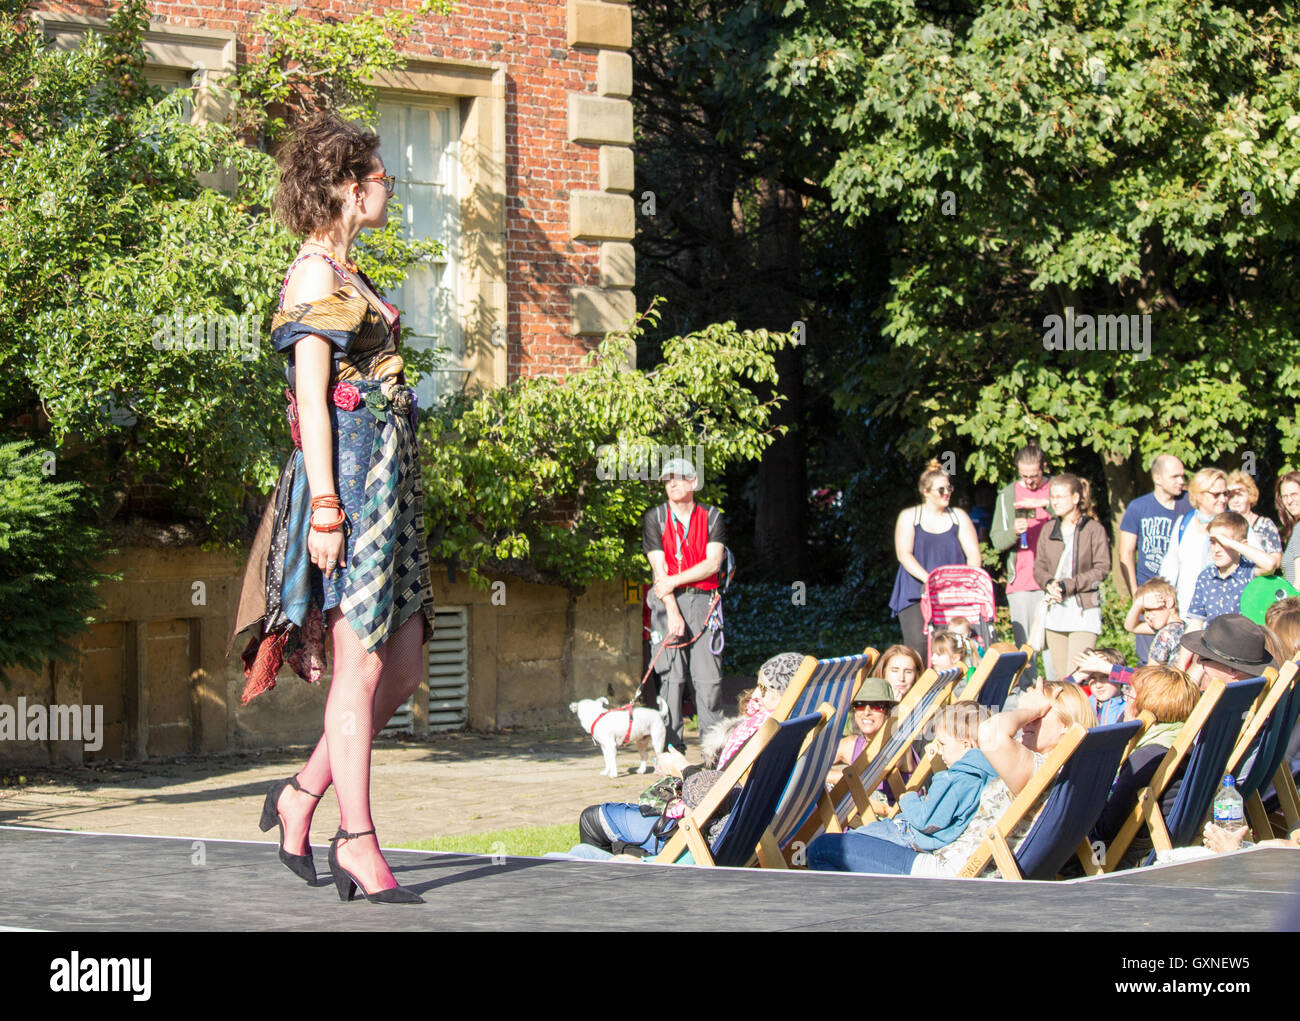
[
  {"x1": 290, "y1": 775, "x2": 325, "y2": 799},
  {"x1": 331, "y1": 827, "x2": 376, "y2": 843}
]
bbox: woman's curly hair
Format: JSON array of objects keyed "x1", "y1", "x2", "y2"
[{"x1": 273, "y1": 110, "x2": 382, "y2": 236}]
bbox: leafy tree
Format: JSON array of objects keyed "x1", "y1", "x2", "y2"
[
  {"x1": 0, "y1": 0, "x2": 442, "y2": 541},
  {"x1": 747, "y1": 0, "x2": 1300, "y2": 529},
  {"x1": 420, "y1": 302, "x2": 796, "y2": 586},
  {"x1": 0, "y1": 441, "x2": 113, "y2": 678},
  {"x1": 223, "y1": 0, "x2": 453, "y2": 145}
]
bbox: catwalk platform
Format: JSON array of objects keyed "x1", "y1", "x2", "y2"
[{"x1": 1, "y1": 825, "x2": 1295, "y2": 931}]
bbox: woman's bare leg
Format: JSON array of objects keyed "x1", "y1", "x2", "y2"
[
  {"x1": 275, "y1": 611, "x2": 428, "y2": 857},
  {"x1": 320, "y1": 608, "x2": 426, "y2": 891}
]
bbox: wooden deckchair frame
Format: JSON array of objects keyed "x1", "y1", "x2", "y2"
[
  {"x1": 958, "y1": 714, "x2": 1151, "y2": 880},
  {"x1": 652, "y1": 647, "x2": 877, "y2": 868},
  {"x1": 898, "y1": 646, "x2": 1035, "y2": 802},
  {"x1": 1225, "y1": 659, "x2": 1299, "y2": 838},
  {"x1": 654, "y1": 702, "x2": 834, "y2": 867},
  {"x1": 1098, "y1": 677, "x2": 1229, "y2": 872}
]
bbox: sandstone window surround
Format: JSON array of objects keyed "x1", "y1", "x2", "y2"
[{"x1": 566, "y1": 0, "x2": 637, "y2": 347}]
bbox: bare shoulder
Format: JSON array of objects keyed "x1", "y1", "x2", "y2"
[{"x1": 281, "y1": 255, "x2": 345, "y2": 310}]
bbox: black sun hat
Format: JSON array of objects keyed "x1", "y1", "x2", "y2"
[{"x1": 1179, "y1": 613, "x2": 1275, "y2": 675}]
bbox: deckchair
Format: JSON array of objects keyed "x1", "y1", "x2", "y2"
[
  {"x1": 759, "y1": 651, "x2": 885, "y2": 864},
  {"x1": 957, "y1": 717, "x2": 1146, "y2": 880},
  {"x1": 956, "y1": 644, "x2": 1032, "y2": 712},
  {"x1": 653, "y1": 706, "x2": 832, "y2": 867},
  {"x1": 786, "y1": 666, "x2": 964, "y2": 856},
  {"x1": 653, "y1": 650, "x2": 876, "y2": 868},
  {"x1": 1225, "y1": 659, "x2": 1300, "y2": 838},
  {"x1": 1102, "y1": 675, "x2": 1268, "y2": 871}
]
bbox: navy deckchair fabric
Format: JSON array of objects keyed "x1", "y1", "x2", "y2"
[
  {"x1": 974, "y1": 651, "x2": 1027, "y2": 712},
  {"x1": 1147, "y1": 676, "x2": 1267, "y2": 862},
  {"x1": 1237, "y1": 675, "x2": 1300, "y2": 801},
  {"x1": 1011, "y1": 720, "x2": 1142, "y2": 880},
  {"x1": 766, "y1": 653, "x2": 871, "y2": 847},
  {"x1": 706, "y1": 712, "x2": 824, "y2": 868}
]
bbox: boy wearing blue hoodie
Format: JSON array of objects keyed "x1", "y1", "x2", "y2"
[{"x1": 854, "y1": 701, "x2": 998, "y2": 851}]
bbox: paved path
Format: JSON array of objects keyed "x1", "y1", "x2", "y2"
[{"x1": 0, "y1": 726, "x2": 701, "y2": 851}]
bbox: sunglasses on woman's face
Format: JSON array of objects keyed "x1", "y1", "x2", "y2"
[
  {"x1": 932, "y1": 486, "x2": 952, "y2": 495},
  {"x1": 360, "y1": 173, "x2": 396, "y2": 195},
  {"x1": 852, "y1": 701, "x2": 891, "y2": 712}
]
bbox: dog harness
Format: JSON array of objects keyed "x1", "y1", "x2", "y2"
[{"x1": 588, "y1": 707, "x2": 635, "y2": 746}]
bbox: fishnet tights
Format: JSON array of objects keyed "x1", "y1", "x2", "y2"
[{"x1": 277, "y1": 608, "x2": 426, "y2": 892}]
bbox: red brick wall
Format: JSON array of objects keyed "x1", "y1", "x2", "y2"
[{"x1": 35, "y1": 0, "x2": 602, "y2": 381}]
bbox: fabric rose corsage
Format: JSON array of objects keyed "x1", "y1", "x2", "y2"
[{"x1": 331, "y1": 381, "x2": 362, "y2": 411}]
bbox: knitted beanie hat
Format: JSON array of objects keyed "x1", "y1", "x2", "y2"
[{"x1": 758, "y1": 652, "x2": 805, "y2": 693}]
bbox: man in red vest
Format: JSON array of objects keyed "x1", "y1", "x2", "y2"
[{"x1": 644, "y1": 458, "x2": 727, "y2": 748}]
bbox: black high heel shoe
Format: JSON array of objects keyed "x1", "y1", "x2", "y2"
[
  {"x1": 328, "y1": 828, "x2": 424, "y2": 904},
  {"x1": 259, "y1": 775, "x2": 324, "y2": 884}
]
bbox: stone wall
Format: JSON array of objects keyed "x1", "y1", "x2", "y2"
[{"x1": 0, "y1": 547, "x2": 641, "y2": 764}]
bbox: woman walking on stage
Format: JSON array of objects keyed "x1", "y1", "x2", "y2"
[{"x1": 228, "y1": 111, "x2": 436, "y2": 904}]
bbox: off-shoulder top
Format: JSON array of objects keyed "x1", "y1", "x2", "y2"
[{"x1": 270, "y1": 251, "x2": 404, "y2": 388}]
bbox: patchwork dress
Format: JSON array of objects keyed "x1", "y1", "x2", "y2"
[{"x1": 226, "y1": 252, "x2": 437, "y2": 703}]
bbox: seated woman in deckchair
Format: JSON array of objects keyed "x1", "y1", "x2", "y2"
[
  {"x1": 823, "y1": 677, "x2": 898, "y2": 795},
  {"x1": 1088, "y1": 664, "x2": 1201, "y2": 869},
  {"x1": 808, "y1": 681, "x2": 1096, "y2": 877}
]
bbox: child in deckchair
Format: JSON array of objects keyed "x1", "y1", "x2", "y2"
[
  {"x1": 944, "y1": 618, "x2": 982, "y2": 679},
  {"x1": 1088, "y1": 665, "x2": 1200, "y2": 870},
  {"x1": 848, "y1": 701, "x2": 996, "y2": 851},
  {"x1": 1063, "y1": 647, "x2": 1129, "y2": 725},
  {"x1": 929, "y1": 630, "x2": 973, "y2": 679}
]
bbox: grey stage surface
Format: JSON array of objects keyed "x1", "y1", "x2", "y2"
[{"x1": 1, "y1": 825, "x2": 1296, "y2": 931}]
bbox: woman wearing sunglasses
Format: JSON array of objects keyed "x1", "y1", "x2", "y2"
[
  {"x1": 888, "y1": 459, "x2": 982, "y2": 656},
  {"x1": 229, "y1": 111, "x2": 434, "y2": 905},
  {"x1": 825, "y1": 677, "x2": 900, "y2": 790}
]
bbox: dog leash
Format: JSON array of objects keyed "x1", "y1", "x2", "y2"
[{"x1": 628, "y1": 588, "x2": 724, "y2": 708}]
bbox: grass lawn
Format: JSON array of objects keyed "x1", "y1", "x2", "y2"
[{"x1": 396, "y1": 823, "x2": 580, "y2": 858}]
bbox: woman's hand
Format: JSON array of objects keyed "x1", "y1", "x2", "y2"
[
  {"x1": 307, "y1": 509, "x2": 346, "y2": 579},
  {"x1": 1045, "y1": 579, "x2": 1064, "y2": 602},
  {"x1": 1017, "y1": 681, "x2": 1054, "y2": 720},
  {"x1": 657, "y1": 747, "x2": 689, "y2": 778}
]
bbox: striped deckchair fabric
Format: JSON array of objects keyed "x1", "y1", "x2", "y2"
[
  {"x1": 786, "y1": 666, "x2": 963, "y2": 857},
  {"x1": 653, "y1": 649, "x2": 876, "y2": 869},
  {"x1": 760, "y1": 652, "x2": 878, "y2": 865}
]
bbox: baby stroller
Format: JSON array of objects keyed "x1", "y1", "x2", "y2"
[{"x1": 920, "y1": 565, "x2": 996, "y2": 662}]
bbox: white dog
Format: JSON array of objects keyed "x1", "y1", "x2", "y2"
[{"x1": 569, "y1": 695, "x2": 670, "y2": 778}]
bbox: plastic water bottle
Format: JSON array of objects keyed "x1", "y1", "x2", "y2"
[{"x1": 1212, "y1": 775, "x2": 1246, "y2": 834}]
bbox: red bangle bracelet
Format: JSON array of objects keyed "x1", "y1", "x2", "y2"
[{"x1": 310, "y1": 514, "x2": 346, "y2": 532}]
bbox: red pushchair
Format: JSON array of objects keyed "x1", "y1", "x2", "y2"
[{"x1": 920, "y1": 566, "x2": 996, "y2": 662}]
